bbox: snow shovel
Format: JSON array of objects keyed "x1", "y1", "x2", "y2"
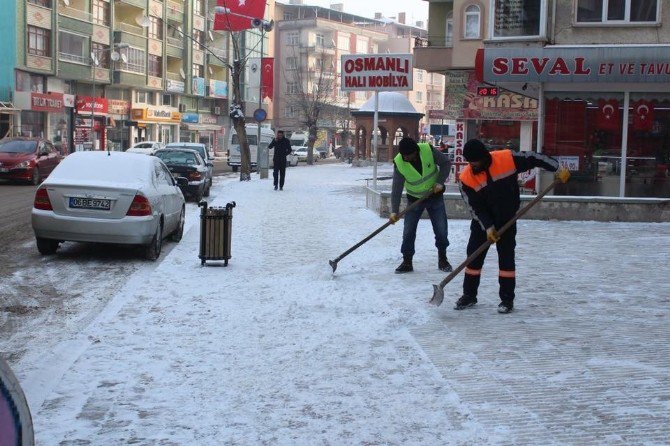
[
  {"x1": 429, "y1": 177, "x2": 561, "y2": 307},
  {"x1": 329, "y1": 190, "x2": 435, "y2": 273}
]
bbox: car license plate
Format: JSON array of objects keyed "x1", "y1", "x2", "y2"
[{"x1": 69, "y1": 197, "x2": 111, "y2": 210}]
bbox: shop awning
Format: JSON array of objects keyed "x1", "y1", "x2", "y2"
[
  {"x1": 183, "y1": 124, "x2": 222, "y2": 131},
  {"x1": 0, "y1": 101, "x2": 20, "y2": 114}
]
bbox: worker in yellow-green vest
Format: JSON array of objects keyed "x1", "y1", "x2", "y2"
[{"x1": 389, "y1": 137, "x2": 453, "y2": 274}]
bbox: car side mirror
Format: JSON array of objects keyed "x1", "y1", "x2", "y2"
[{"x1": 176, "y1": 177, "x2": 189, "y2": 187}]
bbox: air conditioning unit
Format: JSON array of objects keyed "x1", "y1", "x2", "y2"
[
  {"x1": 212, "y1": 106, "x2": 221, "y2": 115},
  {"x1": 178, "y1": 103, "x2": 186, "y2": 112}
]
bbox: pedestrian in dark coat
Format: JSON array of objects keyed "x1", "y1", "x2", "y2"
[
  {"x1": 269, "y1": 130, "x2": 292, "y2": 190},
  {"x1": 454, "y1": 139, "x2": 570, "y2": 314}
]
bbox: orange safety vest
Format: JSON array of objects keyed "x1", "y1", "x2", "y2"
[{"x1": 459, "y1": 149, "x2": 516, "y2": 191}]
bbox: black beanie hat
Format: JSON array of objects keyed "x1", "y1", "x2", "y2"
[
  {"x1": 398, "y1": 137, "x2": 419, "y2": 155},
  {"x1": 463, "y1": 139, "x2": 490, "y2": 162}
]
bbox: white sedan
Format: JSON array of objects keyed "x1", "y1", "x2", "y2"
[
  {"x1": 126, "y1": 141, "x2": 164, "y2": 155},
  {"x1": 31, "y1": 151, "x2": 186, "y2": 260}
]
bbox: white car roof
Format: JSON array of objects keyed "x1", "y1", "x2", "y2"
[
  {"x1": 165, "y1": 142, "x2": 205, "y2": 147},
  {"x1": 45, "y1": 151, "x2": 154, "y2": 187}
]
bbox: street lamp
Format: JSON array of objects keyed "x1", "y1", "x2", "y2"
[
  {"x1": 89, "y1": 42, "x2": 129, "y2": 151},
  {"x1": 214, "y1": 6, "x2": 274, "y2": 179}
]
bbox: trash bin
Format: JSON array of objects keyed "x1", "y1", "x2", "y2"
[{"x1": 198, "y1": 200, "x2": 236, "y2": 266}]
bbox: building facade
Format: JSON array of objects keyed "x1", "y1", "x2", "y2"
[{"x1": 417, "y1": 0, "x2": 669, "y2": 198}]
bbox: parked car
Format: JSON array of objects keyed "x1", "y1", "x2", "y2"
[
  {"x1": 31, "y1": 151, "x2": 186, "y2": 260},
  {"x1": 286, "y1": 150, "x2": 299, "y2": 167},
  {"x1": 126, "y1": 141, "x2": 164, "y2": 155},
  {"x1": 293, "y1": 147, "x2": 319, "y2": 163},
  {"x1": 164, "y1": 143, "x2": 213, "y2": 194},
  {"x1": 153, "y1": 148, "x2": 209, "y2": 201},
  {"x1": 0, "y1": 137, "x2": 62, "y2": 185}
]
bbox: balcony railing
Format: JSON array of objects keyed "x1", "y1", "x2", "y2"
[
  {"x1": 167, "y1": 0, "x2": 183, "y2": 13},
  {"x1": 166, "y1": 36, "x2": 183, "y2": 48},
  {"x1": 59, "y1": 5, "x2": 92, "y2": 22},
  {"x1": 166, "y1": 72, "x2": 182, "y2": 81},
  {"x1": 116, "y1": 21, "x2": 145, "y2": 36}
]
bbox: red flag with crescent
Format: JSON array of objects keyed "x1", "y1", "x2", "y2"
[
  {"x1": 596, "y1": 99, "x2": 620, "y2": 132},
  {"x1": 632, "y1": 99, "x2": 654, "y2": 132},
  {"x1": 261, "y1": 57, "x2": 274, "y2": 100},
  {"x1": 214, "y1": 0, "x2": 266, "y2": 32}
]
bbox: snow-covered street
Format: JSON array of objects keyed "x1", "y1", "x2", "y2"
[{"x1": 3, "y1": 162, "x2": 670, "y2": 445}]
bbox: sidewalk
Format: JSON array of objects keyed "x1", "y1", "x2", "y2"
[{"x1": 25, "y1": 163, "x2": 670, "y2": 444}]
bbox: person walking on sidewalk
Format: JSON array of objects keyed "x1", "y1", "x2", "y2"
[
  {"x1": 389, "y1": 137, "x2": 453, "y2": 274},
  {"x1": 269, "y1": 130, "x2": 292, "y2": 190},
  {"x1": 454, "y1": 139, "x2": 570, "y2": 314}
]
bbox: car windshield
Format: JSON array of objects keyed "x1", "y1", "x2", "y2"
[
  {"x1": 231, "y1": 135, "x2": 258, "y2": 145},
  {"x1": 0, "y1": 140, "x2": 37, "y2": 153},
  {"x1": 155, "y1": 151, "x2": 200, "y2": 166},
  {"x1": 167, "y1": 144, "x2": 207, "y2": 160},
  {"x1": 133, "y1": 143, "x2": 154, "y2": 148}
]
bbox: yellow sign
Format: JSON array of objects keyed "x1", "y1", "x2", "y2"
[{"x1": 131, "y1": 107, "x2": 181, "y2": 123}]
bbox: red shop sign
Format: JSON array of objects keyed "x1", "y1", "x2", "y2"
[
  {"x1": 31, "y1": 92, "x2": 64, "y2": 112},
  {"x1": 76, "y1": 96, "x2": 109, "y2": 114}
]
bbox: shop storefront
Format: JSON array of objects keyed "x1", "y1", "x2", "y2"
[
  {"x1": 130, "y1": 107, "x2": 181, "y2": 144},
  {"x1": 16, "y1": 93, "x2": 70, "y2": 151},
  {"x1": 75, "y1": 96, "x2": 108, "y2": 151},
  {"x1": 106, "y1": 99, "x2": 131, "y2": 151},
  {"x1": 476, "y1": 45, "x2": 670, "y2": 198},
  {"x1": 179, "y1": 112, "x2": 223, "y2": 153}
]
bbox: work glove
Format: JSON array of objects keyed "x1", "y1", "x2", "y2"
[
  {"x1": 432, "y1": 183, "x2": 445, "y2": 194},
  {"x1": 389, "y1": 213, "x2": 399, "y2": 224},
  {"x1": 556, "y1": 167, "x2": 570, "y2": 184},
  {"x1": 486, "y1": 226, "x2": 500, "y2": 243}
]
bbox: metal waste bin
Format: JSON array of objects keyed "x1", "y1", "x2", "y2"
[{"x1": 198, "y1": 200, "x2": 236, "y2": 266}]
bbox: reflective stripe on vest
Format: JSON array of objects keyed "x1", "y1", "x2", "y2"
[
  {"x1": 393, "y1": 143, "x2": 438, "y2": 198},
  {"x1": 459, "y1": 149, "x2": 516, "y2": 192}
]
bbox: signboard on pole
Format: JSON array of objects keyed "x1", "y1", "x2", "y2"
[{"x1": 340, "y1": 54, "x2": 413, "y2": 91}]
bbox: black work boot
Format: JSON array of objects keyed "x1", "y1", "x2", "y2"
[
  {"x1": 395, "y1": 256, "x2": 413, "y2": 274},
  {"x1": 497, "y1": 301, "x2": 514, "y2": 314},
  {"x1": 438, "y1": 252, "x2": 452, "y2": 272},
  {"x1": 454, "y1": 294, "x2": 477, "y2": 310}
]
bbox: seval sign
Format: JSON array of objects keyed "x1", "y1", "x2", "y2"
[{"x1": 476, "y1": 46, "x2": 670, "y2": 83}]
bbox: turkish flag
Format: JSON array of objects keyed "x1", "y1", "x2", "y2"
[
  {"x1": 596, "y1": 99, "x2": 620, "y2": 132},
  {"x1": 261, "y1": 57, "x2": 274, "y2": 100},
  {"x1": 213, "y1": 0, "x2": 266, "y2": 32},
  {"x1": 632, "y1": 99, "x2": 654, "y2": 132}
]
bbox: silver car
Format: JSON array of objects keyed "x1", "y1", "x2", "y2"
[{"x1": 31, "y1": 151, "x2": 186, "y2": 260}]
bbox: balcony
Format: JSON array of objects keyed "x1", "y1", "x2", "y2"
[
  {"x1": 414, "y1": 45, "x2": 455, "y2": 73},
  {"x1": 115, "y1": 0, "x2": 146, "y2": 8},
  {"x1": 58, "y1": 5, "x2": 92, "y2": 22},
  {"x1": 300, "y1": 44, "x2": 336, "y2": 55},
  {"x1": 207, "y1": 52, "x2": 228, "y2": 67},
  {"x1": 166, "y1": 0, "x2": 184, "y2": 22}
]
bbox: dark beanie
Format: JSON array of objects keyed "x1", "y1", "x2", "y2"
[
  {"x1": 463, "y1": 139, "x2": 489, "y2": 162},
  {"x1": 398, "y1": 137, "x2": 419, "y2": 155}
]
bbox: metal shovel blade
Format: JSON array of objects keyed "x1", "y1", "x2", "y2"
[
  {"x1": 329, "y1": 259, "x2": 337, "y2": 273},
  {"x1": 429, "y1": 284, "x2": 445, "y2": 306}
]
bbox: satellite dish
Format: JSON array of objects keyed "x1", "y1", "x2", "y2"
[
  {"x1": 90, "y1": 53, "x2": 99, "y2": 66},
  {"x1": 110, "y1": 51, "x2": 120, "y2": 62},
  {"x1": 208, "y1": 66, "x2": 213, "y2": 75},
  {"x1": 177, "y1": 26, "x2": 184, "y2": 35},
  {"x1": 208, "y1": 30, "x2": 214, "y2": 41},
  {"x1": 136, "y1": 15, "x2": 151, "y2": 28},
  {"x1": 120, "y1": 54, "x2": 128, "y2": 64},
  {"x1": 179, "y1": 68, "x2": 186, "y2": 79},
  {"x1": 61, "y1": 0, "x2": 70, "y2": 6}
]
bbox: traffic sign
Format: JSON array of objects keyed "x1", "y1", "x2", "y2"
[{"x1": 253, "y1": 108, "x2": 267, "y2": 122}]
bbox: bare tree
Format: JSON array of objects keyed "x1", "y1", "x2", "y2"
[{"x1": 283, "y1": 44, "x2": 341, "y2": 165}]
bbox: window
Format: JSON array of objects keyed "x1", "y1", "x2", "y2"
[
  {"x1": 446, "y1": 13, "x2": 453, "y2": 45},
  {"x1": 92, "y1": 0, "x2": 110, "y2": 26},
  {"x1": 15, "y1": 71, "x2": 44, "y2": 92},
  {"x1": 464, "y1": 5, "x2": 480, "y2": 38},
  {"x1": 59, "y1": 31, "x2": 88, "y2": 63},
  {"x1": 492, "y1": 0, "x2": 544, "y2": 38},
  {"x1": 149, "y1": 16, "x2": 163, "y2": 39},
  {"x1": 91, "y1": 43, "x2": 110, "y2": 68},
  {"x1": 194, "y1": 0, "x2": 205, "y2": 16},
  {"x1": 284, "y1": 105, "x2": 296, "y2": 118},
  {"x1": 27, "y1": 26, "x2": 50, "y2": 57},
  {"x1": 192, "y1": 63, "x2": 204, "y2": 78},
  {"x1": 148, "y1": 55, "x2": 162, "y2": 77},
  {"x1": 192, "y1": 29, "x2": 204, "y2": 49},
  {"x1": 119, "y1": 47, "x2": 145, "y2": 74},
  {"x1": 287, "y1": 32, "x2": 299, "y2": 45},
  {"x1": 136, "y1": 91, "x2": 147, "y2": 103},
  {"x1": 287, "y1": 82, "x2": 299, "y2": 94},
  {"x1": 283, "y1": 12, "x2": 294, "y2": 20},
  {"x1": 415, "y1": 91, "x2": 423, "y2": 103},
  {"x1": 577, "y1": 0, "x2": 658, "y2": 23},
  {"x1": 286, "y1": 57, "x2": 297, "y2": 69},
  {"x1": 355, "y1": 37, "x2": 368, "y2": 53},
  {"x1": 417, "y1": 70, "x2": 424, "y2": 82},
  {"x1": 162, "y1": 94, "x2": 172, "y2": 106},
  {"x1": 315, "y1": 33, "x2": 325, "y2": 47},
  {"x1": 338, "y1": 35, "x2": 349, "y2": 51},
  {"x1": 28, "y1": 0, "x2": 51, "y2": 7}
]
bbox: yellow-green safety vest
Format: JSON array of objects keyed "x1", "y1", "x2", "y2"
[{"x1": 393, "y1": 143, "x2": 438, "y2": 198}]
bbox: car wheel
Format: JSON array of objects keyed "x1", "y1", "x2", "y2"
[
  {"x1": 31, "y1": 169, "x2": 41, "y2": 186},
  {"x1": 144, "y1": 223, "x2": 163, "y2": 261},
  {"x1": 36, "y1": 237, "x2": 59, "y2": 255},
  {"x1": 194, "y1": 188, "x2": 203, "y2": 203},
  {"x1": 170, "y1": 207, "x2": 185, "y2": 242},
  {"x1": 232, "y1": 166, "x2": 239, "y2": 172},
  {"x1": 203, "y1": 182, "x2": 211, "y2": 197}
]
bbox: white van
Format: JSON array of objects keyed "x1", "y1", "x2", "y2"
[{"x1": 227, "y1": 124, "x2": 275, "y2": 172}]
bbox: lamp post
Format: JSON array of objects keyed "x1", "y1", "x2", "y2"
[{"x1": 89, "y1": 42, "x2": 128, "y2": 151}]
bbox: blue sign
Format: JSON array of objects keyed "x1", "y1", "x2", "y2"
[
  {"x1": 181, "y1": 113, "x2": 199, "y2": 123},
  {"x1": 253, "y1": 108, "x2": 267, "y2": 123},
  {"x1": 192, "y1": 77, "x2": 206, "y2": 96},
  {"x1": 209, "y1": 79, "x2": 228, "y2": 98}
]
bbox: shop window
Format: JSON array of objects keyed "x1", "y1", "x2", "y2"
[
  {"x1": 59, "y1": 31, "x2": 88, "y2": 64},
  {"x1": 492, "y1": 0, "x2": 544, "y2": 38},
  {"x1": 463, "y1": 5, "x2": 480, "y2": 39},
  {"x1": 576, "y1": 0, "x2": 658, "y2": 24},
  {"x1": 27, "y1": 26, "x2": 51, "y2": 57},
  {"x1": 16, "y1": 71, "x2": 44, "y2": 92},
  {"x1": 92, "y1": 0, "x2": 110, "y2": 26}
]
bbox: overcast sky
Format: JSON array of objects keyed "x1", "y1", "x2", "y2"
[{"x1": 298, "y1": 0, "x2": 429, "y2": 25}]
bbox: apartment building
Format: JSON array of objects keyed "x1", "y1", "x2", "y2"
[
  {"x1": 0, "y1": 0, "x2": 271, "y2": 155},
  {"x1": 416, "y1": 0, "x2": 669, "y2": 198}
]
